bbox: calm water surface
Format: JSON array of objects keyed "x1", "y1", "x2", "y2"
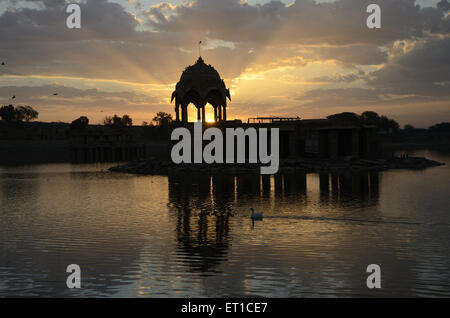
[{"x1": 1, "y1": 150, "x2": 449, "y2": 297}]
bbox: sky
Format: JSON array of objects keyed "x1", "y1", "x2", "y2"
[{"x1": 0, "y1": 0, "x2": 449, "y2": 127}]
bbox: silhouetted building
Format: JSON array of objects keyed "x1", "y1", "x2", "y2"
[
  {"x1": 171, "y1": 57, "x2": 231, "y2": 123},
  {"x1": 0, "y1": 120, "x2": 168, "y2": 164},
  {"x1": 170, "y1": 58, "x2": 379, "y2": 160},
  {"x1": 244, "y1": 118, "x2": 379, "y2": 159}
]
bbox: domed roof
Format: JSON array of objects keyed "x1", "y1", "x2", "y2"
[
  {"x1": 172, "y1": 57, "x2": 230, "y2": 108},
  {"x1": 179, "y1": 57, "x2": 221, "y2": 83}
]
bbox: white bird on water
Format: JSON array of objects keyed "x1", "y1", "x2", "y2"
[{"x1": 250, "y1": 208, "x2": 263, "y2": 220}]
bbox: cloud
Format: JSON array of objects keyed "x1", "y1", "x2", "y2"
[
  {"x1": 368, "y1": 37, "x2": 450, "y2": 97},
  {"x1": 0, "y1": 0, "x2": 449, "y2": 126},
  {"x1": 306, "y1": 44, "x2": 389, "y2": 66},
  {"x1": 307, "y1": 71, "x2": 363, "y2": 83},
  {"x1": 148, "y1": 0, "x2": 449, "y2": 45},
  {"x1": 295, "y1": 36, "x2": 450, "y2": 124},
  {"x1": 299, "y1": 37, "x2": 450, "y2": 103},
  {"x1": 1, "y1": 0, "x2": 448, "y2": 83}
]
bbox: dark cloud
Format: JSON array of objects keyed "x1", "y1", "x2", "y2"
[
  {"x1": 298, "y1": 37, "x2": 450, "y2": 108},
  {"x1": 148, "y1": 0, "x2": 449, "y2": 45},
  {"x1": 300, "y1": 87, "x2": 382, "y2": 107},
  {"x1": 0, "y1": 0, "x2": 139, "y2": 42},
  {"x1": 0, "y1": 0, "x2": 448, "y2": 83},
  {"x1": 368, "y1": 37, "x2": 450, "y2": 97},
  {"x1": 308, "y1": 72, "x2": 362, "y2": 83},
  {"x1": 438, "y1": 0, "x2": 450, "y2": 11}
]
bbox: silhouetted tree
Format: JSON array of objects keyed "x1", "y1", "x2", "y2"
[
  {"x1": 71, "y1": 116, "x2": 89, "y2": 129},
  {"x1": 0, "y1": 104, "x2": 38, "y2": 122},
  {"x1": 429, "y1": 122, "x2": 450, "y2": 132},
  {"x1": 15, "y1": 105, "x2": 39, "y2": 122},
  {"x1": 103, "y1": 114, "x2": 133, "y2": 127},
  {"x1": 152, "y1": 112, "x2": 173, "y2": 126},
  {"x1": 361, "y1": 111, "x2": 380, "y2": 124},
  {"x1": 0, "y1": 105, "x2": 16, "y2": 121},
  {"x1": 112, "y1": 115, "x2": 122, "y2": 126},
  {"x1": 325, "y1": 110, "x2": 400, "y2": 134},
  {"x1": 327, "y1": 112, "x2": 360, "y2": 122},
  {"x1": 102, "y1": 116, "x2": 113, "y2": 126},
  {"x1": 404, "y1": 124, "x2": 415, "y2": 131},
  {"x1": 121, "y1": 114, "x2": 133, "y2": 127},
  {"x1": 378, "y1": 115, "x2": 399, "y2": 133}
]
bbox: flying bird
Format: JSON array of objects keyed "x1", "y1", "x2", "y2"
[
  {"x1": 1, "y1": 62, "x2": 5, "y2": 66},
  {"x1": 12, "y1": 95, "x2": 16, "y2": 99},
  {"x1": 53, "y1": 93, "x2": 58, "y2": 96}
]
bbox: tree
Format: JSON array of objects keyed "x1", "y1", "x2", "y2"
[
  {"x1": 103, "y1": 115, "x2": 122, "y2": 126},
  {"x1": 429, "y1": 122, "x2": 450, "y2": 132},
  {"x1": 0, "y1": 104, "x2": 38, "y2": 122},
  {"x1": 121, "y1": 114, "x2": 132, "y2": 127},
  {"x1": 404, "y1": 124, "x2": 415, "y2": 131},
  {"x1": 0, "y1": 104, "x2": 16, "y2": 121},
  {"x1": 71, "y1": 116, "x2": 89, "y2": 129},
  {"x1": 103, "y1": 116, "x2": 113, "y2": 126},
  {"x1": 325, "y1": 110, "x2": 400, "y2": 134},
  {"x1": 15, "y1": 105, "x2": 39, "y2": 122},
  {"x1": 361, "y1": 111, "x2": 380, "y2": 124},
  {"x1": 378, "y1": 115, "x2": 399, "y2": 133},
  {"x1": 326, "y1": 112, "x2": 360, "y2": 122},
  {"x1": 152, "y1": 112, "x2": 173, "y2": 126},
  {"x1": 112, "y1": 114, "x2": 122, "y2": 126},
  {"x1": 103, "y1": 114, "x2": 133, "y2": 127}
]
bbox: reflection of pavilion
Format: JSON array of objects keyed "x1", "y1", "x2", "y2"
[
  {"x1": 167, "y1": 171, "x2": 379, "y2": 273},
  {"x1": 168, "y1": 173, "x2": 233, "y2": 273}
]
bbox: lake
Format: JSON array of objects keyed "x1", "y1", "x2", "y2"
[{"x1": 1, "y1": 149, "x2": 449, "y2": 297}]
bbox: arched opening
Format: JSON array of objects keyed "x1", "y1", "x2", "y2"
[{"x1": 185, "y1": 103, "x2": 217, "y2": 123}]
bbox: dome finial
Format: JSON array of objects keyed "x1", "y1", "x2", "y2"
[{"x1": 198, "y1": 40, "x2": 202, "y2": 59}]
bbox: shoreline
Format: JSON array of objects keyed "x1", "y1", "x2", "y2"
[{"x1": 109, "y1": 156, "x2": 444, "y2": 175}]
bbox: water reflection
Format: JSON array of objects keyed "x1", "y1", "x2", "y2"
[
  {"x1": 1, "y1": 150, "x2": 449, "y2": 297},
  {"x1": 0, "y1": 166, "x2": 161, "y2": 297},
  {"x1": 168, "y1": 173, "x2": 232, "y2": 274},
  {"x1": 168, "y1": 171, "x2": 379, "y2": 209},
  {"x1": 167, "y1": 171, "x2": 380, "y2": 275}
]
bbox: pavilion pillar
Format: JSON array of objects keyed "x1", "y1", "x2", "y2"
[
  {"x1": 214, "y1": 107, "x2": 218, "y2": 122},
  {"x1": 218, "y1": 106, "x2": 222, "y2": 122},
  {"x1": 182, "y1": 106, "x2": 188, "y2": 123},
  {"x1": 202, "y1": 105, "x2": 206, "y2": 123},
  {"x1": 197, "y1": 107, "x2": 201, "y2": 121},
  {"x1": 175, "y1": 106, "x2": 180, "y2": 122},
  {"x1": 223, "y1": 106, "x2": 227, "y2": 122}
]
